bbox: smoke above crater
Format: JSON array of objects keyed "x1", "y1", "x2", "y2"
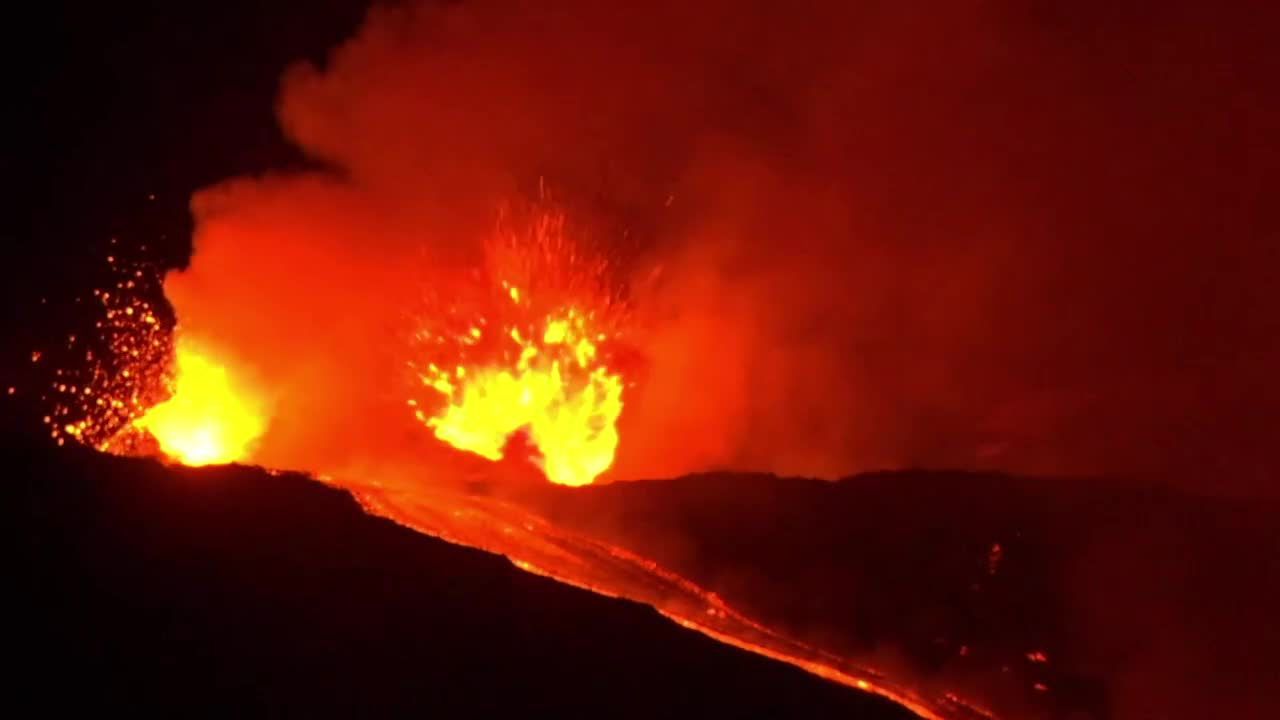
[{"x1": 161, "y1": 0, "x2": 1277, "y2": 492}]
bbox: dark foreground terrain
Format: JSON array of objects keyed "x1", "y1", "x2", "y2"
[
  {"x1": 4, "y1": 441, "x2": 913, "y2": 718},
  {"x1": 9, "y1": 438, "x2": 1278, "y2": 720},
  {"x1": 517, "y1": 470, "x2": 1280, "y2": 719}
]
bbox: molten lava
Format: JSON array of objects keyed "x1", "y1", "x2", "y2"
[
  {"x1": 414, "y1": 303, "x2": 624, "y2": 487},
  {"x1": 409, "y1": 207, "x2": 631, "y2": 486},
  {"x1": 132, "y1": 338, "x2": 268, "y2": 466}
]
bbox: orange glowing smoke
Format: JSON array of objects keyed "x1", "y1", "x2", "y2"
[
  {"x1": 409, "y1": 207, "x2": 632, "y2": 486},
  {"x1": 132, "y1": 337, "x2": 268, "y2": 466}
]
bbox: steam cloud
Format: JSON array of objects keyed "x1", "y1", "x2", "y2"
[{"x1": 167, "y1": 0, "x2": 1278, "y2": 492}]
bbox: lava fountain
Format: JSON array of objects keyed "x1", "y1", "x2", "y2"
[{"x1": 408, "y1": 207, "x2": 632, "y2": 486}]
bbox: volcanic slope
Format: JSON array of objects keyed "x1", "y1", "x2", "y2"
[
  {"x1": 4, "y1": 441, "x2": 915, "y2": 719},
  {"x1": 513, "y1": 470, "x2": 1280, "y2": 720}
]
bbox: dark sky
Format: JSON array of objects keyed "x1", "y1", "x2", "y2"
[
  {"x1": 2, "y1": 0, "x2": 371, "y2": 435},
  {"x1": 6, "y1": 1, "x2": 1279, "y2": 495}
]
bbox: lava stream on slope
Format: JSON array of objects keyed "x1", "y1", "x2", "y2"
[{"x1": 343, "y1": 475, "x2": 991, "y2": 720}]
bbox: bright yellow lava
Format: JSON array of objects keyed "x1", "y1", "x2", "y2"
[
  {"x1": 416, "y1": 305, "x2": 623, "y2": 487},
  {"x1": 133, "y1": 340, "x2": 267, "y2": 466}
]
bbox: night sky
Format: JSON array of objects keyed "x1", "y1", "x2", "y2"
[{"x1": 4, "y1": 0, "x2": 366, "y2": 432}]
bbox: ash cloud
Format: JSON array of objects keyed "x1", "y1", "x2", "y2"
[{"x1": 168, "y1": 0, "x2": 1279, "y2": 493}]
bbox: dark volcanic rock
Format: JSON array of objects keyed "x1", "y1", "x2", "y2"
[
  {"x1": 3, "y1": 442, "x2": 913, "y2": 718},
  {"x1": 517, "y1": 471, "x2": 1280, "y2": 720}
]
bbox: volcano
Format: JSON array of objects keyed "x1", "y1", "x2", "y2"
[
  {"x1": 8, "y1": 1, "x2": 1280, "y2": 718},
  {"x1": 331, "y1": 464, "x2": 1280, "y2": 719},
  {"x1": 5, "y1": 440, "x2": 916, "y2": 718},
  {"x1": 10, "y1": 434, "x2": 1274, "y2": 719}
]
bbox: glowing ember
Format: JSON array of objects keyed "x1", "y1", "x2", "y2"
[
  {"x1": 43, "y1": 256, "x2": 173, "y2": 453},
  {"x1": 410, "y1": 206, "x2": 631, "y2": 486},
  {"x1": 132, "y1": 338, "x2": 268, "y2": 466}
]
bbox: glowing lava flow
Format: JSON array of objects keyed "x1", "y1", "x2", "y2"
[
  {"x1": 410, "y1": 208, "x2": 630, "y2": 486},
  {"x1": 132, "y1": 338, "x2": 268, "y2": 466},
  {"x1": 347, "y1": 481, "x2": 975, "y2": 720}
]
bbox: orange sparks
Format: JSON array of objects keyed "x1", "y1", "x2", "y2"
[{"x1": 44, "y1": 258, "x2": 173, "y2": 453}]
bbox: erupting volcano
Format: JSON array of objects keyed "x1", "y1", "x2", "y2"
[
  {"x1": 30, "y1": 207, "x2": 983, "y2": 718},
  {"x1": 10, "y1": 1, "x2": 1280, "y2": 718},
  {"x1": 43, "y1": 203, "x2": 631, "y2": 486}
]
